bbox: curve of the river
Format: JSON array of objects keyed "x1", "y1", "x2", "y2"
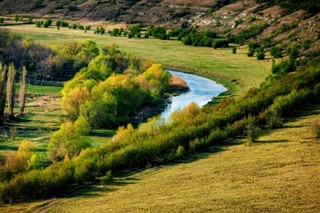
[{"x1": 161, "y1": 70, "x2": 227, "y2": 121}]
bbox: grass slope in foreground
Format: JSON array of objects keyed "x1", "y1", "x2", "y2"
[
  {"x1": 1, "y1": 106, "x2": 319, "y2": 212},
  {"x1": 1, "y1": 25, "x2": 272, "y2": 95}
]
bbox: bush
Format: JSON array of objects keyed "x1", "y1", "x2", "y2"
[
  {"x1": 176, "y1": 145, "x2": 186, "y2": 158},
  {"x1": 100, "y1": 171, "x2": 113, "y2": 185},
  {"x1": 271, "y1": 60, "x2": 295, "y2": 75},
  {"x1": 256, "y1": 51, "x2": 265, "y2": 60},
  {"x1": 265, "y1": 112, "x2": 283, "y2": 129},
  {"x1": 246, "y1": 123, "x2": 260, "y2": 144},
  {"x1": 212, "y1": 39, "x2": 229, "y2": 49},
  {"x1": 43, "y1": 19, "x2": 52, "y2": 28},
  {"x1": 270, "y1": 47, "x2": 283, "y2": 58},
  {"x1": 232, "y1": 47, "x2": 237, "y2": 54}
]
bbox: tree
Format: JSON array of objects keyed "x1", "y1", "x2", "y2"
[
  {"x1": 6, "y1": 63, "x2": 15, "y2": 119},
  {"x1": 48, "y1": 121, "x2": 91, "y2": 162},
  {"x1": 61, "y1": 87, "x2": 91, "y2": 121},
  {"x1": 0, "y1": 63, "x2": 7, "y2": 125},
  {"x1": 19, "y1": 66, "x2": 27, "y2": 115}
]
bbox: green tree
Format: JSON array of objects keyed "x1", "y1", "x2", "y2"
[
  {"x1": 19, "y1": 66, "x2": 27, "y2": 115},
  {"x1": 0, "y1": 63, "x2": 7, "y2": 125},
  {"x1": 48, "y1": 121, "x2": 91, "y2": 162}
]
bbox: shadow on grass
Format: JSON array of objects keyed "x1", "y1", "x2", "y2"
[
  {"x1": 64, "y1": 185, "x2": 117, "y2": 198},
  {"x1": 255, "y1": 139, "x2": 289, "y2": 143},
  {"x1": 0, "y1": 144, "x2": 18, "y2": 151}
]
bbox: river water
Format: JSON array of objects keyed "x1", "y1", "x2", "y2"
[{"x1": 160, "y1": 70, "x2": 227, "y2": 121}]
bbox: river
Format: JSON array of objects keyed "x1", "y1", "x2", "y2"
[{"x1": 160, "y1": 70, "x2": 227, "y2": 121}]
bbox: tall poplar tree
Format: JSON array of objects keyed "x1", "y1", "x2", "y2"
[
  {"x1": 0, "y1": 63, "x2": 8, "y2": 125},
  {"x1": 6, "y1": 63, "x2": 15, "y2": 119},
  {"x1": 19, "y1": 66, "x2": 27, "y2": 115}
]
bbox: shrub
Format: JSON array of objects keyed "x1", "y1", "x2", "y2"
[
  {"x1": 176, "y1": 145, "x2": 186, "y2": 158},
  {"x1": 212, "y1": 39, "x2": 229, "y2": 49},
  {"x1": 48, "y1": 121, "x2": 91, "y2": 162},
  {"x1": 100, "y1": 171, "x2": 113, "y2": 185},
  {"x1": 246, "y1": 123, "x2": 260, "y2": 144},
  {"x1": 247, "y1": 49, "x2": 255, "y2": 57},
  {"x1": 313, "y1": 120, "x2": 320, "y2": 140},
  {"x1": 43, "y1": 19, "x2": 52, "y2": 28},
  {"x1": 265, "y1": 112, "x2": 283, "y2": 129},
  {"x1": 256, "y1": 51, "x2": 265, "y2": 60},
  {"x1": 270, "y1": 47, "x2": 283, "y2": 58},
  {"x1": 232, "y1": 47, "x2": 237, "y2": 54},
  {"x1": 271, "y1": 60, "x2": 295, "y2": 75},
  {"x1": 35, "y1": 21, "x2": 42, "y2": 28}
]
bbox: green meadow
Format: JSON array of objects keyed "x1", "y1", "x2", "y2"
[{"x1": 2, "y1": 25, "x2": 272, "y2": 95}]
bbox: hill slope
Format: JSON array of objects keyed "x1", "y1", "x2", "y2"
[
  {"x1": 1, "y1": 0, "x2": 319, "y2": 53},
  {"x1": 1, "y1": 106, "x2": 320, "y2": 212}
]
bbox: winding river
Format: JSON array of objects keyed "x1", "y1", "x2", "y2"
[{"x1": 161, "y1": 70, "x2": 227, "y2": 121}]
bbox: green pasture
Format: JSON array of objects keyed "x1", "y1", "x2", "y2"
[{"x1": 1, "y1": 25, "x2": 272, "y2": 95}]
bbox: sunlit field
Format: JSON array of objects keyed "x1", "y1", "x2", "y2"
[{"x1": 2, "y1": 24, "x2": 272, "y2": 95}]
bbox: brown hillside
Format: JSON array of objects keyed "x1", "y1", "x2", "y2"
[{"x1": 0, "y1": 0, "x2": 319, "y2": 52}]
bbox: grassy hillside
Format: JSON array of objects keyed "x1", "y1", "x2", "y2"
[
  {"x1": 1, "y1": 105, "x2": 319, "y2": 212},
  {"x1": 1, "y1": 25, "x2": 272, "y2": 95}
]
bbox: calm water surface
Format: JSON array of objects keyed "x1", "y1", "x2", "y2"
[{"x1": 161, "y1": 70, "x2": 227, "y2": 121}]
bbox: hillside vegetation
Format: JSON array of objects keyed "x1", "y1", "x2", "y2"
[
  {"x1": 2, "y1": 105, "x2": 320, "y2": 212},
  {"x1": 0, "y1": 0, "x2": 320, "y2": 211}
]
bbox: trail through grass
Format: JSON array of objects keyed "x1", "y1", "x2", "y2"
[{"x1": 1, "y1": 25, "x2": 272, "y2": 95}]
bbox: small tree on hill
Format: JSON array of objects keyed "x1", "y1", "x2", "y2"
[{"x1": 19, "y1": 66, "x2": 27, "y2": 115}]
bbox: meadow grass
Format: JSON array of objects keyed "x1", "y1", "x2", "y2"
[
  {"x1": 1, "y1": 105, "x2": 319, "y2": 212},
  {"x1": 1, "y1": 25, "x2": 272, "y2": 95}
]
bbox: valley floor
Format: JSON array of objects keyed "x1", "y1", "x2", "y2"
[{"x1": 1, "y1": 106, "x2": 320, "y2": 212}]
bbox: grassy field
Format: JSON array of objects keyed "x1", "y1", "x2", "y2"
[
  {"x1": 0, "y1": 93, "x2": 61, "y2": 158},
  {"x1": 1, "y1": 25, "x2": 272, "y2": 95},
  {"x1": 1, "y1": 105, "x2": 319, "y2": 212},
  {"x1": 0, "y1": 85, "x2": 114, "y2": 157}
]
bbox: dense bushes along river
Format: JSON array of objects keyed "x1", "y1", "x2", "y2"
[{"x1": 0, "y1": 54, "x2": 319, "y2": 203}]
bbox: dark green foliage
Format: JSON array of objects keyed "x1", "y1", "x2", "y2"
[
  {"x1": 0, "y1": 18, "x2": 4, "y2": 24},
  {"x1": 129, "y1": 24, "x2": 142, "y2": 38},
  {"x1": 95, "y1": 26, "x2": 105, "y2": 35},
  {"x1": 271, "y1": 60, "x2": 295, "y2": 75},
  {"x1": 270, "y1": 47, "x2": 282, "y2": 58},
  {"x1": 288, "y1": 43, "x2": 299, "y2": 61},
  {"x1": 234, "y1": 22, "x2": 268, "y2": 42},
  {"x1": 56, "y1": 20, "x2": 69, "y2": 27},
  {"x1": 43, "y1": 19, "x2": 52, "y2": 28},
  {"x1": 232, "y1": 47, "x2": 237, "y2": 54},
  {"x1": 303, "y1": 40, "x2": 311, "y2": 50},
  {"x1": 147, "y1": 26, "x2": 169, "y2": 40},
  {"x1": 256, "y1": 51, "x2": 265, "y2": 60},
  {"x1": 212, "y1": 39, "x2": 229, "y2": 49},
  {"x1": 100, "y1": 171, "x2": 113, "y2": 185},
  {"x1": 35, "y1": 21, "x2": 42, "y2": 27}
]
